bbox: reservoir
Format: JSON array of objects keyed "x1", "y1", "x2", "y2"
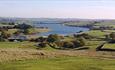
[{"x1": 34, "y1": 23, "x2": 89, "y2": 36}]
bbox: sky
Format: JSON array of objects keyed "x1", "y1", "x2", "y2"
[{"x1": 0, "y1": 0, "x2": 115, "y2": 19}]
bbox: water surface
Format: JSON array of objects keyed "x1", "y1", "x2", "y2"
[{"x1": 34, "y1": 23, "x2": 89, "y2": 36}]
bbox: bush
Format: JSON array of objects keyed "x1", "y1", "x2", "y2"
[
  {"x1": 63, "y1": 41, "x2": 74, "y2": 48},
  {"x1": 0, "y1": 31, "x2": 11, "y2": 39},
  {"x1": 0, "y1": 31, "x2": 11, "y2": 42},
  {"x1": 13, "y1": 30, "x2": 21, "y2": 35},
  {"x1": 38, "y1": 37, "x2": 47, "y2": 42},
  {"x1": 0, "y1": 37, "x2": 5, "y2": 42},
  {"x1": 47, "y1": 34, "x2": 60, "y2": 43},
  {"x1": 110, "y1": 32, "x2": 115, "y2": 40},
  {"x1": 105, "y1": 32, "x2": 115, "y2": 43},
  {"x1": 55, "y1": 37, "x2": 86, "y2": 49},
  {"x1": 70, "y1": 37, "x2": 86, "y2": 48},
  {"x1": 23, "y1": 29, "x2": 29, "y2": 35},
  {"x1": 74, "y1": 33, "x2": 93, "y2": 39},
  {"x1": 77, "y1": 37, "x2": 86, "y2": 46},
  {"x1": 37, "y1": 42, "x2": 47, "y2": 48},
  {"x1": 15, "y1": 23, "x2": 32, "y2": 29},
  {"x1": 14, "y1": 29, "x2": 30, "y2": 35},
  {"x1": 55, "y1": 41, "x2": 64, "y2": 48}
]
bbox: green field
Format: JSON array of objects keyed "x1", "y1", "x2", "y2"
[
  {"x1": 0, "y1": 56, "x2": 115, "y2": 70},
  {"x1": 104, "y1": 43, "x2": 115, "y2": 49},
  {"x1": 0, "y1": 42, "x2": 36, "y2": 49},
  {"x1": 0, "y1": 22, "x2": 115, "y2": 70},
  {"x1": 28, "y1": 28, "x2": 50, "y2": 33},
  {"x1": 84, "y1": 30, "x2": 107, "y2": 38}
]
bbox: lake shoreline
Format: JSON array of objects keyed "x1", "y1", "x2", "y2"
[{"x1": 36, "y1": 23, "x2": 89, "y2": 36}]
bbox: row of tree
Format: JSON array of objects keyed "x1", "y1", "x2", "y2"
[{"x1": 37, "y1": 34, "x2": 86, "y2": 49}]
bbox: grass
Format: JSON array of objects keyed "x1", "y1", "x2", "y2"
[
  {"x1": 85, "y1": 30, "x2": 107, "y2": 38},
  {"x1": 0, "y1": 56, "x2": 115, "y2": 70},
  {"x1": 7, "y1": 29, "x2": 18, "y2": 34},
  {"x1": 28, "y1": 28, "x2": 50, "y2": 34},
  {"x1": 103, "y1": 30, "x2": 115, "y2": 33},
  {"x1": 65, "y1": 20, "x2": 115, "y2": 28},
  {"x1": 0, "y1": 41, "x2": 57, "y2": 51},
  {"x1": 42, "y1": 46, "x2": 56, "y2": 51},
  {"x1": 64, "y1": 21, "x2": 92, "y2": 26},
  {"x1": 0, "y1": 42, "x2": 36, "y2": 49},
  {"x1": 104, "y1": 43, "x2": 115, "y2": 49},
  {"x1": 85, "y1": 40, "x2": 105, "y2": 50},
  {"x1": 84, "y1": 30, "x2": 115, "y2": 50},
  {"x1": 0, "y1": 25, "x2": 115, "y2": 70},
  {"x1": 94, "y1": 21, "x2": 115, "y2": 28}
]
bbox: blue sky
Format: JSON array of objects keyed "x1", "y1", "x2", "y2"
[{"x1": 0, "y1": 0, "x2": 115, "y2": 19}]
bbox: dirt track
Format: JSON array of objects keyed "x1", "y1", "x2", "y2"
[{"x1": 0, "y1": 48, "x2": 115, "y2": 62}]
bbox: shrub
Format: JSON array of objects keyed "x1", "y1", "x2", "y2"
[
  {"x1": 38, "y1": 37, "x2": 47, "y2": 42},
  {"x1": 74, "y1": 33, "x2": 93, "y2": 39},
  {"x1": 55, "y1": 37, "x2": 86, "y2": 49},
  {"x1": 0, "y1": 31, "x2": 11, "y2": 42},
  {"x1": 37, "y1": 42, "x2": 47, "y2": 48},
  {"x1": 110, "y1": 32, "x2": 115, "y2": 40},
  {"x1": 55, "y1": 41, "x2": 64, "y2": 48},
  {"x1": 0, "y1": 31, "x2": 11, "y2": 39},
  {"x1": 14, "y1": 29, "x2": 30, "y2": 35},
  {"x1": 47, "y1": 34, "x2": 60, "y2": 43},
  {"x1": 106, "y1": 32, "x2": 115, "y2": 43},
  {"x1": 77, "y1": 37, "x2": 86, "y2": 46},
  {"x1": 15, "y1": 23, "x2": 32, "y2": 29},
  {"x1": 13, "y1": 30, "x2": 21, "y2": 35},
  {"x1": 63, "y1": 41, "x2": 75, "y2": 48},
  {"x1": 23, "y1": 29, "x2": 29, "y2": 35},
  {"x1": 72, "y1": 37, "x2": 86, "y2": 47},
  {"x1": 0, "y1": 37, "x2": 5, "y2": 42}
]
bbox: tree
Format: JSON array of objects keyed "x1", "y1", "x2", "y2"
[
  {"x1": 23, "y1": 29, "x2": 29, "y2": 35},
  {"x1": 74, "y1": 33, "x2": 93, "y2": 39},
  {"x1": 1, "y1": 31, "x2": 11, "y2": 39},
  {"x1": 108, "y1": 32, "x2": 115, "y2": 43},
  {"x1": 47, "y1": 34, "x2": 60, "y2": 43},
  {"x1": 0, "y1": 31, "x2": 11, "y2": 41},
  {"x1": 55, "y1": 41, "x2": 64, "y2": 48},
  {"x1": 14, "y1": 29, "x2": 29, "y2": 35},
  {"x1": 78, "y1": 37, "x2": 86, "y2": 46},
  {"x1": 0, "y1": 37, "x2": 5, "y2": 42},
  {"x1": 72, "y1": 37, "x2": 86, "y2": 47},
  {"x1": 63, "y1": 41, "x2": 74, "y2": 48},
  {"x1": 13, "y1": 30, "x2": 21, "y2": 35},
  {"x1": 110, "y1": 32, "x2": 115, "y2": 40},
  {"x1": 105, "y1": 34, "x2": 110, "y2": 41},
  {"x1": 38, "y1": 37, "x2": 46, "y2": 42},
  {"x1": 37, "y1": 42, "x2": 47, "y2": 48},
  {"x1": 15, "y1": 23, "x2": 32, "y2": 29}
]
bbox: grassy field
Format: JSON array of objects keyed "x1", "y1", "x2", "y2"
[
  {"x1": 0, "y1": 40, "x2": 114, "y2": 70},
  {"x1": 94, "y1": 21, "x2": 115, "y2": 28},
  {"x1": 0, "y1": 24, "x2": 115, "y2": 70},
  {"x1": 85, "y1": 30, "x2": 115, "y2": 49},
  {"x1": 104, "y1": 43, "x2": 115, "y2": 49},
  {"x1": 84, "y1": 30, "x2": 107, "y2": 38},
  {"x1": 0, "y1": 42, "x2": 36, "y2": 49},
  {"x1": 28, "y1": 28, "x2": 50, "y2": 33},
  {"x1": 85, "y1": 40, "x2": 104, "y2": 49},
  {"x1": 7, "y1": 29, "x2": 18, "y2": 34},
  {"x1": 64, "y1": 21, "x2": 92, "y2": 26},
  {"x1": 65, "y1": 20, "x2": 115, "y2": 28},
  {"x1": 0, "y1": 56, "x2": 115, "y2": 70}
]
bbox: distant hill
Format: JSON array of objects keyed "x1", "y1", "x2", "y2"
[{"x1": 0, "y1": 17, "x2": 115, "y2": 24}]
